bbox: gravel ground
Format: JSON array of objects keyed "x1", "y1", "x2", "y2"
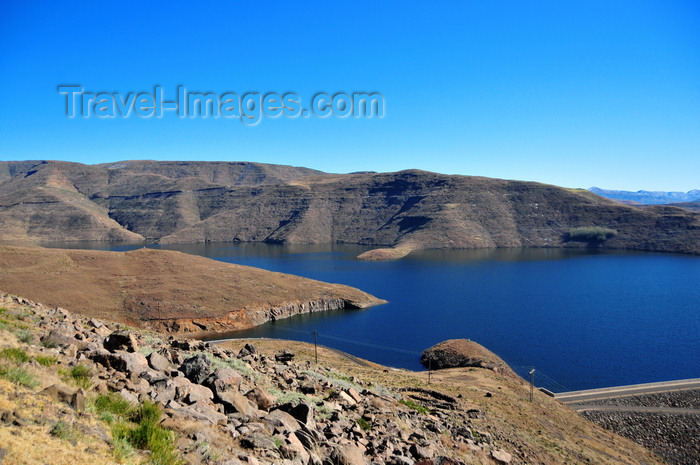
[
  {"x1": 577, "y1": 389, "x2": 700, "y2": 409},
  {"x1": 578, "y1": 390, "x2": 700, "y2": 465}
]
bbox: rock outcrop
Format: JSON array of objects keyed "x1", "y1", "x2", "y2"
[{"x1": 421, "y1": 339, "x2": 516, "y2": 376}]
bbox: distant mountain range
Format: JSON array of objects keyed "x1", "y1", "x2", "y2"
[
  {"x1": 589, "y1": 187, "x2": 700, "y2": 205},
  {"x1": 0, "y1": 160, "x2": 698, "y2": 256}
]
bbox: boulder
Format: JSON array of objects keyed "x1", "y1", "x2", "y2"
[
  {"x1": 330, "y1": 444, "x2": 367, "y2": 465},
  {"x1": 217, "y1": 389, "x2": 260, "y2": 417},
  {"x1": 277, "y1": 402, "x2": 313, "y2": 427},
  {"x1": 238, "y1": 343, "x2": 258, "y2": 358},
  {"x1": 179, "y1": 353, "x2": 211, "y2": 384},
  {"x1": 147, "y1": 351, "x2": 172, "y2": 372},
  {"x1": 275, "y1": 349, "x2": 295, "y2": 363},
  {"x1": 40, "y1": 384, "x2": 85, "y2": 411},
  {"x1": 240, "y1": 432, "x2": 279, "y2": 451},
  {"x1": 104, "y1": 330, "x2": 139, "y2": 353},
  {"x1": 246, "y1": 386, "x2": 276, "y2": 411},
  {"x1": 265, "y1": 409, "x2": 300, "y2": 434},
  {"x1": 205, "y1": 367, "x2": 242, "y2": 395},
  {"x1": 491, "y1": 450, "x2": 512, "y2": 464}
]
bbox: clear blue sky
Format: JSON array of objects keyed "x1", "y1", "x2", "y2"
[{"x1": 1, "y1": 1, "x2": 698, "y2": 191}]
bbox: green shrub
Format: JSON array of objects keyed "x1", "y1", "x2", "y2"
[
  {"x1": 68, "y1": 364, "x2": 93, "y2": 389},
  {"x1": 132, "y1": 400, "x2": 162, "y2": 426},
  {"x1": 567, "y1": 226, "x2": 617, "y2": 243},
  {"x1": 107, "y1": 400, "x2": 183, "y2": 465},
  {"x1": 0, "y1": 365, "x2": 39, "y2": 388},
  {"x1": 35, "y1": 355, "x2": 58, "y2": 367},
  {"x1": 17, "y1": 330, "x2": 35, "y2": 344},
  {"x1": 0, "y1": 347, "x2": 30, "y2": 363},
  {"x1": 94, "y1": 393, "x2": 134, "y2": 420},
  {"x1": 357, "y1": 418, "x2": 372, "y2": 431},
  {"x1": 399, "y1": 398, "x2": 431, "y2": 414}
]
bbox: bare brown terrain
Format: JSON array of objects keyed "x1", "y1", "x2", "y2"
[
  {"x1": 0, "y1": 246, "x2": 385, "y2": 334},
  {"x1": 1, "y1": 160, "x2": 698, "y2": 257}
]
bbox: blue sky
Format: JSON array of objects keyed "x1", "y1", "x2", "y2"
[{"x1": 1, "y1": 1, "x2": 698, "y2": 191}]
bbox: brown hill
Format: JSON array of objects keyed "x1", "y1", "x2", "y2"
[
  {"x1": 0, "y1": 246, "x2": 385, "y2": 334},
  {"x1": 421, "y1": 339, "x2": 516, "y2": 376},
  {"x1": 1, "y1": 160, "x2": 698, "y2": 256}
]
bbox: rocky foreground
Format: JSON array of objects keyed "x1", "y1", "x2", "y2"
[{"x1": 0, "y1": 292, "x2": 664, "y2": 465}]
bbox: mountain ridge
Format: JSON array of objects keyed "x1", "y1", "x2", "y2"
[
  {"x1": 589, "y1": 186, "x2": 700, "y2": 205},
  {"x1": 0, "y1": 160, "x2": 698, "y2": 255}
]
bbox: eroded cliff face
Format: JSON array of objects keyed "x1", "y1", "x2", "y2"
[
  {"x1": 143, "y1": 297, "x2": 375, "y2": 335},
  {"x1": 1, "y1": 160, "x2": 698, "y2": 255}
]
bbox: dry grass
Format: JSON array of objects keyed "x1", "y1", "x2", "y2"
[
  {"x1": 0, "y1": 378, "x2": 139, "y2": 465},
  {"x1": 0, "y1": 246, "x2": 384, "y2": 333}
]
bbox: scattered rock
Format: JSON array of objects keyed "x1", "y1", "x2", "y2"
[
  {"x1": 275, "y1": 349, "x2": 295, "y2": 363},
  {"x1": 491, "y1": 449, "x2": 512, "y2": 464}
]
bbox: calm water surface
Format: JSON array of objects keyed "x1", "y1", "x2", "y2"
[{"x1": 48, "y1": 242, "x2": 700, "y2": 391}]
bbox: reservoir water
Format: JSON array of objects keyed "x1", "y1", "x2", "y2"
[{"x1": 52, "y1": 243, "x2": 700, "y2": 391}]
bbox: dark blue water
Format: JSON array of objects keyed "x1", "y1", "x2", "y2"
[{"x1": 47, "y1": 242, "x2": 700, "y2": 391}]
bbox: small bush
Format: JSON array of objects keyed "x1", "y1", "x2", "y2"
[
  {"x1": 357, "y1": 418, "x2": 372, "y2": 431},
  {"x1": 50, "y1": 420, "x2": 78, "y2": 443},
  {"x1": 41, "y1": 335, "x2": 61, "y2": 349},
  {"x1": 94, "y1": 393, "x2": 134, "y2": 420},
  {"x1": 69, "y1": 364, "x2": 93, "y2": 389},
  {"x1": 108, "y1": 400, "x2": 183, "y2": 465},
  {"x1": 111, "y1": 434, "x2": 136, "y2": 462},
  {"x1": 132, "y1": 400, "x2": 162, "y2": 426},
  {"x1": 35, "y1": 355, "x2": 58, "y2": 367},
  {"x1": 17, "y1": 330, "x2": 35, "y2": 344},
  {"x1": 567, "y1": 226, "x2": 617, "y2": 243},
  {"x1": 0, "y1": 347, "x2": 30, "y2": 363},
  {"x1": 0, "y1": 365, "x2": 39, "y2": 388}
]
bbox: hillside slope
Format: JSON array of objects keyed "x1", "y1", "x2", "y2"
[
  {"x1": 1, "y1": 160, "x2": 698, "y2": 255},
  {"x1": 0, "y1": 246, "x2": 385, "y2": 333},
  {"x1": 0, "y1": 293, "x2": 665, "y2": 465}
]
